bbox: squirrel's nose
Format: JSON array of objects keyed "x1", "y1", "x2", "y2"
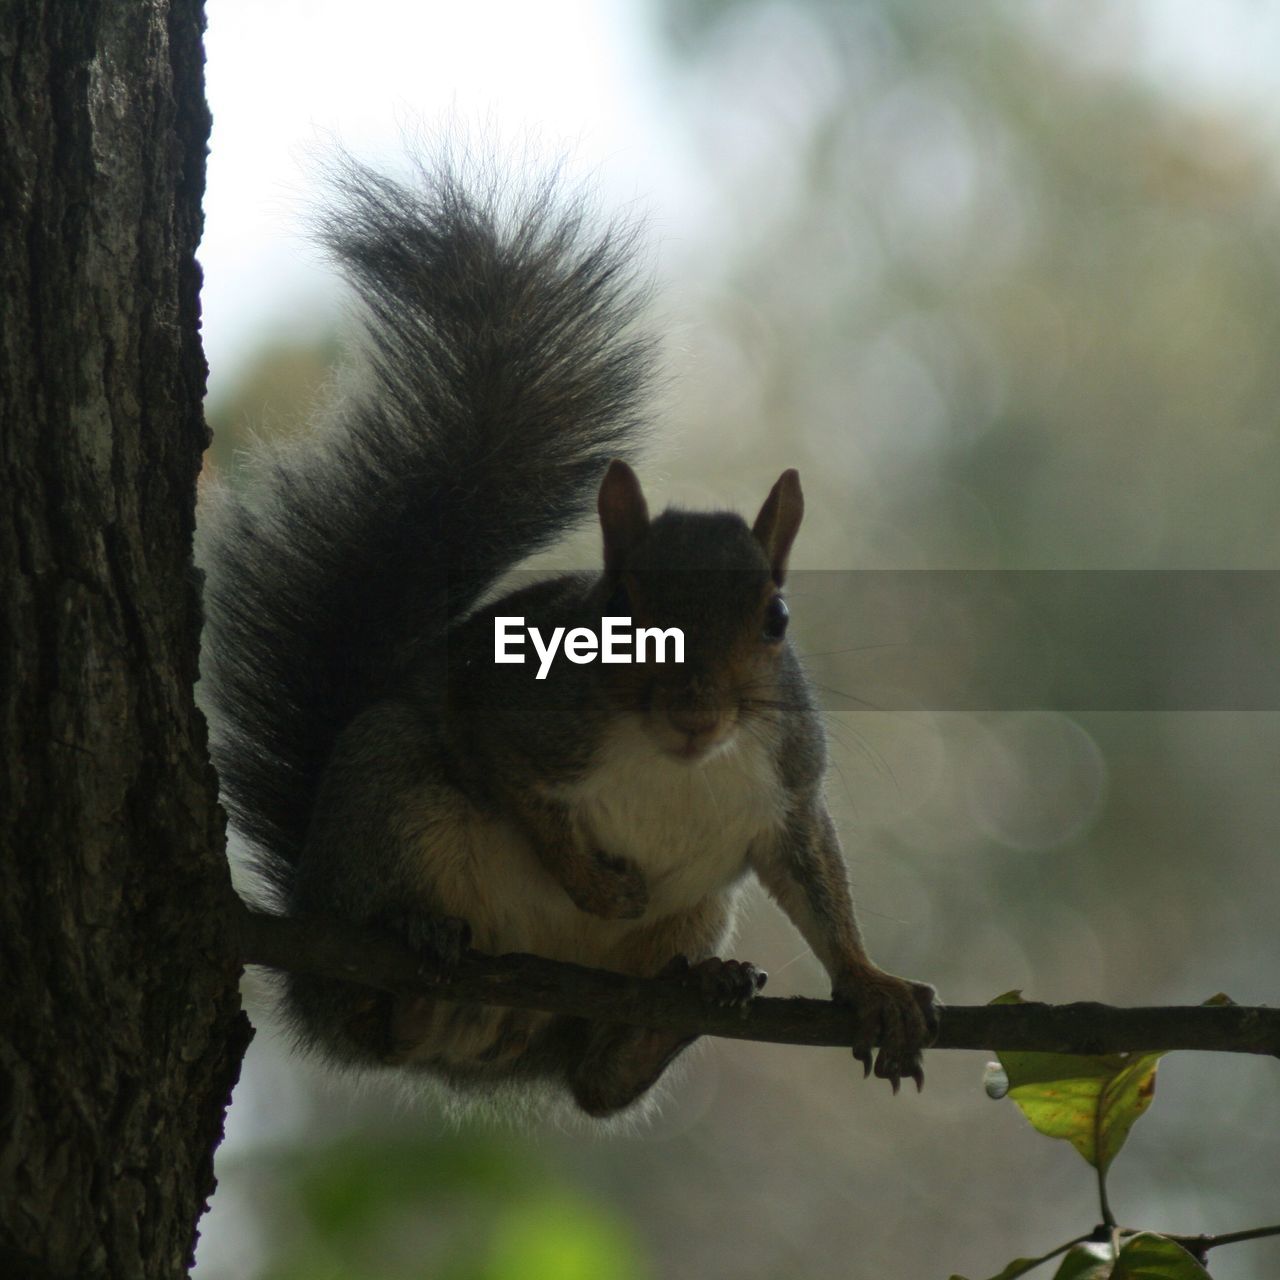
[{"x1": 667, "y1": 702, "x2": 721, "y2": 739}]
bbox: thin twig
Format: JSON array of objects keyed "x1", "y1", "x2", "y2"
[
  {"x1": 1165, "y1": 1224, "x2": 1280, "y2": 1255},
  {"x1": 1097, "y1": 1164, "x2": 1117, "y2": 1230},
  {"x1": 233, "y1": 904, "x2": 1280, "y2": 1056}
]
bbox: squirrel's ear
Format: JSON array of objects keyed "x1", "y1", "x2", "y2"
[
  {"x1": 752, "y1": 469, "x2": 804, "y2": 585},
  {"x1": 598, "y1": 460, "x2": 650, "y2": 574}
]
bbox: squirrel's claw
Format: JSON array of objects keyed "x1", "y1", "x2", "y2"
[
  {"x1": 664, "y1": 954, "x2": 767, "y2": 1009},
  {"x1": 917, "y1": 982, "x2": 943, "y2": 1040},
  {"x1": 835, "y1": 971, "x2": 938, "y2": 1094}
]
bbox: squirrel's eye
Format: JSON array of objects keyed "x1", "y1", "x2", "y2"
[{"x1": 762, "y1": 595, "x2": 789, "y2": 642}]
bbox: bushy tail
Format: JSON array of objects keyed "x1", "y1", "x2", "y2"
[{"x1": 200, "y1": 154, "x2": 654, "y2": 901}]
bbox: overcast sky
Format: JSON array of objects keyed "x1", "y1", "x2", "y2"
[
  {"x1": 199, "y1": 0, "x2": 1280, "y2": 396},
  {"x1": 199, "y1": 0, "x2": 692, "y2": 389}
]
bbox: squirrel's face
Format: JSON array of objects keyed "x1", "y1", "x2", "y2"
[
  {"x1": 631, "y1": 571, "x2": 793, "y2": 761},
  {"x1": 596, "y1": 463, "x2": 803, "y2": 763}
]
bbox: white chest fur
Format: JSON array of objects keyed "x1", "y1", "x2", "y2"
[{"x1": 565, "y1": 719, "x2": 787, "y2": 915}]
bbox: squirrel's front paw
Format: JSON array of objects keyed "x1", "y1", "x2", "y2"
[
  {"x1": 663, "y1": 954, "x2": 767, "y2": 1008},
  {"x1": 833, "y1": 970, "x2": 939, "y2": 1094},
  {"x1": 565, "y1": 850, "x2": 649, "y2": 919},
  {"x1": 379, "y1": 909, "x2": 472, "y2": 976}
]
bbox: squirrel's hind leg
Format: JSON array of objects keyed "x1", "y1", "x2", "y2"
[
  {"x1": 564, "y1": 957, "x2": 765, "y2": 1116},
  {"x1": 562, "y1": 893, "x2": 756, "y2": 1117},
  {"x1": 569, "y1": 1020, "x2": 698, "y2": 1118}
]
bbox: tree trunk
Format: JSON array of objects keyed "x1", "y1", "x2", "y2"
[{"x1": 0, "y1": 3, "x2": 250, "y2": 1277}]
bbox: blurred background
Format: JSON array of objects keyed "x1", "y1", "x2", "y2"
[{"x1": 195, "y1": 1, "x2": 1280, "y2": 1277}]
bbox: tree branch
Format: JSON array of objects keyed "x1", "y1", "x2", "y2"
[
  {"x1": 1166, "y1": 1224, "x2": 1280, "y2": 1254},
  {"x1": 233, "y1": 904, "x2": 1280, "y2": 1057}
]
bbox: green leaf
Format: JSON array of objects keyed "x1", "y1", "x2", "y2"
[
  {"x1": 985, "y1": 1259, "x2": 1052, "y2": 1280},
  {"x1": 480, "y1": 1195, "x2": 646, "y2": 1280},
  {"x1": 289, "y1": 1133, "x2": 538, "y2": 1240},
  {"x1": 1050, "y1": 1243, "x2": 1113, "y2": 1279},
  {"x1": 1111, "y1": 1233, "x2": 1212, "y2": 1279},
  {"x1": 993, "y1": 989, "x2": 1026, "y2": 1003},
  {"x1": 987, "y1": 993, "x2": 1163, "y2": 1173},
  {"x1": 948, "y1": 1255, "x2": 1073, "y2": 1280}
]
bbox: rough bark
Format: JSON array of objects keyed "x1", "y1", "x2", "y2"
[{"x1": 0, "y1": 3, "x2": 250, "y2": 1278}]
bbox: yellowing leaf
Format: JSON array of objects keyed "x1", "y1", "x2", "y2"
[{"x1": 987, "y1": 993, "x2": 1163, "y2": 1172}]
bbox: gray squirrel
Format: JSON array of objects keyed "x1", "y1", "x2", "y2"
[{"x1": 200, "y1": 154, "x2": 938, "y2": 1117}]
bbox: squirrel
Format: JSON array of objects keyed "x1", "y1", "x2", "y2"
[{"x1": 199, "y1": 152, "x2": 939, "y2": 1118}]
